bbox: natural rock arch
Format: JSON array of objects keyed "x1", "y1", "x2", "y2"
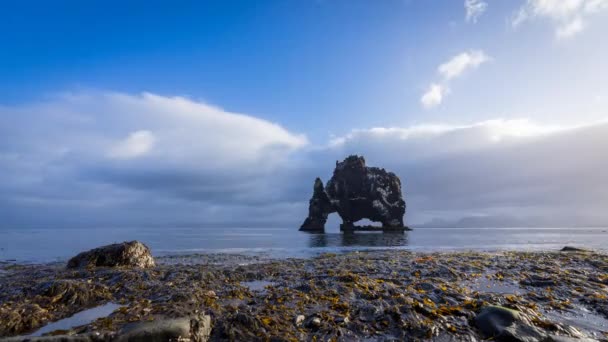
[{"x1": 300, "y1": 155, "x2": 407, "y2": 233}]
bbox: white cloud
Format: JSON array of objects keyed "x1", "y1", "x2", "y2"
[
  {"x1": 420, "y1": 50, "x2": 489, "y2": 109},
  {"x1": 420, "y1": 83, "x2": 447, "y2": 109},
  {"x1": 37, "y1": 92, "x2": 307, "y2": 167},
  {"x1": 465, "y1": 0, "x2": 488, "y2": 23},
  {"x1": 328, "y1": 119, "x2": 570, "y2": 157},
  {"x1": 3, "y1": 91, "x2": 608, "y2": 228},
  {"x1": 98, "y1": 92, "x2": 308, "y2": 167},
  {"x1": 324, "y1": 119, "x2": 608, "y2": 226},
  {"x1": 108, "y1": 130, "x2": 156, "y2": 159},
  {"x1": 438, "y1": 50, "x2": 490, "y2": 81},
  {"x1": 0, "y1": 91, "x2": 308, "y2": 209},
  {"x1": 512, "y1": 0, "x2": 608, "y2": 39},
  {"x1": 530, "y1": 0, "x2": 585, "y2": 19}
]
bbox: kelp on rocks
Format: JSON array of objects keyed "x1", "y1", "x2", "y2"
[{"x1": 1, "y1": 249, "x2": 607, "y2": 341}]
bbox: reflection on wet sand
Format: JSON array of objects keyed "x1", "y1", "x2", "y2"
[{"x1": 306, "y1": 232, "x2": 409, "y2": 248}]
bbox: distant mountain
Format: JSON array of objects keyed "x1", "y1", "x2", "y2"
[{"x1": 414, "y1": 215, "x2": 608, "y2": 228}]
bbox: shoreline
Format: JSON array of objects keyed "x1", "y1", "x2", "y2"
[
  {"x1": 4, "y1": 243, "x2": 608, "y2": 267},
  {"x1": 1, "y1": 249, "x2": 608, "y2": 341},
  {"x1": 2, "y1": 226, "x2": 608, "y2": 266}
]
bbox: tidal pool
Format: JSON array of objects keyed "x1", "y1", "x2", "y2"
[
  {"x1": 241, "y1": 280, "x2": 276, "y2": 292},
  {"x1": 464, "y1": 276, "x2": 523, "y2": 294},
  {"x1": 29, "y1": 303, "x2": 122, "y2": 337},
  {"x1": 543, "y1": 306, "x2": 608, "y2": 338}
]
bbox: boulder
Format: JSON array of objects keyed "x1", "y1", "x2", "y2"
[
  {"x1": 300, "y1": 155, "x2": 406, "y2": 232},
  {"x1": 67, "y1": 241, "x2": 155, "y2": 269},
  {"x1": 115, "y1": 316, "x2": 212, "y2": 342},
  {"x1": 560, "y1": 246, "x2": 589, "y2": 252},
  {"x1": 475, "y1": 305, "x2": 545, "y2": 341}
]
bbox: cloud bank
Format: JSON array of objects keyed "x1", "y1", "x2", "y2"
[
  {"x1": 326, "y1": 119, "x2": 608, "y2": 226},
  {"x1": 1, "y1": 92, "x2": 607, "y2": 228},
  {"x1": 0, "y1": 92, "x2": 309, "y2": 227}
]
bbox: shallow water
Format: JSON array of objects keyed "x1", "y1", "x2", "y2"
[
  {"x1": 1, "y1": 226, "x2": 607, "y2": 263},
  {"x1": 28, "y1": 303, "x2": 121, "y2": 337},
  {"x1": 464, "y1": 277, "x2": 523, "y2": 294},
  {"x1": 241, "y1": 280, "x2": 276, "y2": 292},
  {"x1": 543, "y1": 306, "x2": 608, "y2": 337}
]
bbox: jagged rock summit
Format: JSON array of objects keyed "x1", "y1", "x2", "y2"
[{"x1": 300, "y1": 155, "x2": 407, "y2": 232}]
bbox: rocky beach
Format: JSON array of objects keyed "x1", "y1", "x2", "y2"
[
  {"x1": 1, "y1": 243, "x2": 608, "y2": 341},
  {"x1": 4, "y1": 1, "x2": 608, "y2": 340}
]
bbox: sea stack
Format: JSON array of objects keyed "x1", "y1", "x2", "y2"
[{"x1": 300, "y1": 155, "x2": 407, "y2": 233}]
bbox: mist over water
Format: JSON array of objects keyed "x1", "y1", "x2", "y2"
[{"x1": 1, "y1": 226, "x2": 606, "y2": 263}]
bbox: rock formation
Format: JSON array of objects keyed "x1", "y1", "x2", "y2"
[
  {"x1": 300, "y1": 155, "x2": 406, "y2": 232},
  {"x1": 300, "y1": 178, "x2": 334, "y2": 231},
  {"x1": 67, "y1": 241, "x2": 155, "y2": 269}
]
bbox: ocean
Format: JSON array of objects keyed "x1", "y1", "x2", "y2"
[{"x1": 1, "y1": 226, "x2": 607, "y2": 263}]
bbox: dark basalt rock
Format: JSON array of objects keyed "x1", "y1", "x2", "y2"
[
  {"x1": 300, "y1": 155, "x2": 406, "y2": 232},
  {"x1": 300, "y1": 178, "x2": 334, "y2": 231},
  {"x1": 67, "y1": 241, "x2": 155, "y2": 269},
  {"x1": 560, "y1": 246, "x2": 589, "y2": 252}
]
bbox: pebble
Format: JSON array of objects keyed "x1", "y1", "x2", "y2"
[{"x1": 295, "y1": 315, "x2": 305, "y2": 327}]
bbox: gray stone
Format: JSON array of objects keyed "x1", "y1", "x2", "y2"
[
  {"x1": 67, "y1": 241, "x2": 155, "y2": 269},
  {"x1": 294, "y1": 315, "x2": 305, "y2": 327},
  {"x1": 115, "y1": 316, "x2": 211, "y2": 342},
  {"x1": 475, "y1": 305, "x2": 546, "y2": 342}
]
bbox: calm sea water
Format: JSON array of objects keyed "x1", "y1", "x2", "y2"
[{"x1": 1, "y1": 226, "x2": 607, "y2": 263}]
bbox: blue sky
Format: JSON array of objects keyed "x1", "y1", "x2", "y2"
[
  {"x1": 1, "y1": 0, "x2": 608, "y2": 228},
  {"x1": 5, "y1": 1, "x2": 606, "y2": 137},
  {"x1": 3, "y1": 0, "x2": 463, "y2": 140}
]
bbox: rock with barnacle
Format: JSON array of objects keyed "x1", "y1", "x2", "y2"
[{"x1": 67, "y1": 241, "x2": 155, "y2": 269}]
